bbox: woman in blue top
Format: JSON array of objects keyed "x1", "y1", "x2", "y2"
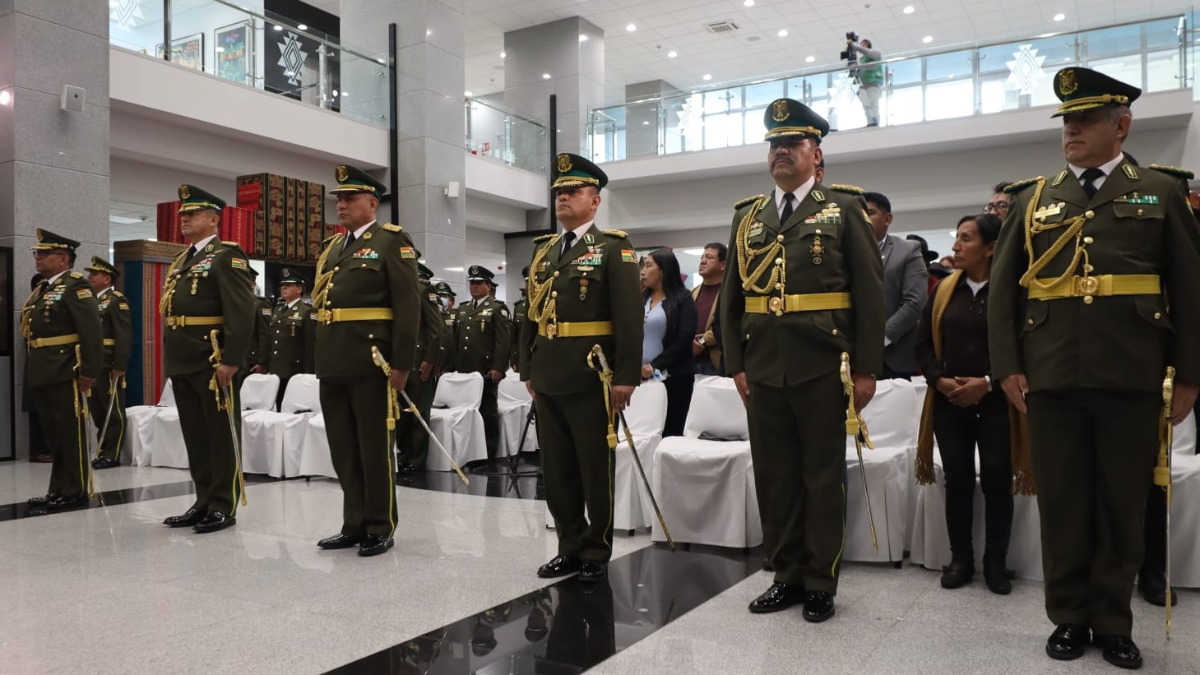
[{"x1": 640, "y1": 250, "x2": 697, "y2": 436}]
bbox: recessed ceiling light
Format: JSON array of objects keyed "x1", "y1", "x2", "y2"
[
  {"x1": 626, "y1": 23, "x2": 637, "y2": 32},
  {"x1": 444, "y1": 267, "x2": 464, "y2": 273},
  {"x1": 744, "y1": 0, "x2": 755, "y2": 6},
  {"x1": 579, "y1": 34, "x2": 588, "y2": 42},
  {"x1": 1053, "y1": 12, "x2": 1066, "y2": 21},
  {"x1": 426, "y1": 29, "x2": 432, "y2": 37},
  {"x1": 500, "y1": 51, "x2": 507, "y2": 58},
  {"x1": 922, "y1": 35, "x2": 933, "y2": 43},
  {"x1": 273, "y1": 25, "x2": 283, "y2": 31},
  {"x1": 298, "y1": 23, "x2": 308, "y2": 30},
  {"x1": 642, "y1": 121, "x2": 650, "y2": 125},
  {"x1": 341, "y1": 92, "x2": 349, "y2": 97},
  {"x1": 542, "y1": 73, "x2": 551, "y2": 79},
  {"x1": 667, "y1": 50, "x2": 678, "y2": 58},
  {"x1": 778, "y1": 29, "x2": 788, "y2": 37},
  {"x1": 702, "y1": 74, "x2": 712, "y2": 81},
  {"x1": 464, "y1": 90, "x2": 473, "y2": 96},
  {"x1": 805, "y1": 55, "x2": 815, "y2": 63},
  {"x1": 903, "y1": 5, "x2": 915, "y2": 14}
]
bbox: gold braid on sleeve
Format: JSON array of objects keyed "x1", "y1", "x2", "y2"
[{"x1": 734, "y1": 197, "x2": 786, "y2": 295}]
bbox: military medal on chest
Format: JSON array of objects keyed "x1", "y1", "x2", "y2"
[{"x1": 810, "y1": 229, "x2": 825, "y2": 265}]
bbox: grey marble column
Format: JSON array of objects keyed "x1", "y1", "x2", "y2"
[
  {"x1": 503, "y1": 17, "x2": 604, "y2": 158},
  {"x1": 625, "y1": 80, "x2": 679, "y2": 158},
  {"x1": 341, "y1": 0, "x2": 466, "y2": 286},
  {"x1": 0, "y1": 0, "x2": 110, "y2": 458}
]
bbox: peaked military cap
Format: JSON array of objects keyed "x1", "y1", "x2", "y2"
[
  {"x1": 434, "y1": 281, "x2": 456, "y2": 298},
  {"x1": 177, "y1": 184, "x2": 226, "y2": 213},
  {"x1": 31, "y1": 228, "x2": 80, "y2": 252},
  {"x1": 84, "y1": 256, "x2": 119, "y2": 277},
  {"x1": 330, "y1": 164, "x2": 387, "y2": 196},
  {"x1": 1052, "y1": 67, "x2": 1141, "y2": 118},
  {"x1": 763, "y1": 98, "x2": 829, "y2": 143},
  {"x1": 552, "y1": 153, "x2": 608, "y2": 191},
  {"x1": 467, "y1": 265, "x2": 496, "y2": 284},
  {"x1": 418, "y1": 262, "x2": 434, "y2": 280},
  {"x1": 279, "y1": 268, "x2": 304, "y2": 286}
]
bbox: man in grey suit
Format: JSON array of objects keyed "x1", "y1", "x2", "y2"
[{"x1": 864, "y1": 192, "x2": 926, "y2": 380}]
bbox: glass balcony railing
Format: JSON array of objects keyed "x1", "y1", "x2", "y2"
[
  {"x1": 588, "y1": 14, "x2": 1193, "y2": 163},
  {"x1": 109, "y1": 0, "x2": 391, "y2": 127},
  {"x1": 465, "y1": 98, "x2": 549, "y2": 174}
]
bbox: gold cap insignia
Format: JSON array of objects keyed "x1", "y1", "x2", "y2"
[
  {"x1": 35, "y1": 228, "x2": 44, "y2": 242},
  {"x1": 178, "y1": 184, "x2": 190, "y2": 199},
  {"x1": 556, "y1": 154, "x2": 572, "y2": 173},
  {"x1": 772, "y1": 99, "x2": 790, "y2": 122},
  {"x1": 336, "y1": 165, "x2": 349, "y2": 181},
  {"x1": 1058, "y1": 69, "x2": 1077, "y2": 96}
]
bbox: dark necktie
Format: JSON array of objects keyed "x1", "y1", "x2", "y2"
[
  {"x1": 561, "y1": 230, "x2": 577, "y2": 256},
  {"x1": 342, "y1": 232, "x2": 356, "y2": 253},
  {"x1": 1080, "y1": 167, "x2": 1105, "y2": 198},
  {"x1": 186, "y1": 245, "x2": 197, "y2": 259},
  {"x1": 780, "y1": 192, "x2": 795, "y2": 223}
]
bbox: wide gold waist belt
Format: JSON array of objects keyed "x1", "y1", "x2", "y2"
[
  {"x1": 165, "y1": 315, "x2": 224, "y2": 328},
  {"x1": 538, "y1": 320, "x2": 614, "y2": 339},
  {"x1": 745, "y1": 292, "x2": 853, "y2": 315},
  {"x1": 1027, "y1": 274, "x2": 1161, "y2": 301},
  {"x1": 28, "y1": 333, "x2": 79, "y2": 348},
  {"x1": 102, "y1": 339, "x2": 116, "y2": 346},
  {"x1": 317, "y1": 307, "x2": 394, "y2": 324}
]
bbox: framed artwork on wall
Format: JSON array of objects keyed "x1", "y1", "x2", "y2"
[
  {"x1": 155, "y1": 33, "x2": 205, "y2": 71},
  {"x1": 215, "y1": 20, "x2": 254, "y2": 85}
]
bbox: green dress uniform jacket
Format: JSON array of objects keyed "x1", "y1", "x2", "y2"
[
  {"x1": 313, "y1": 221, "x2": 420, "y2": 538},
  {"x1": 510, "y1": 296, "x2": 527, "y2": 370},
  {"x1": 23, "y1": 270, "x2": 103, "y2": 499},
  {"x1": 90, "y1": 287, "x2": 132, "y2": 462},
  {"x1": 267, "y1": 299, "x2": 316, "y2": 380},
  {"x1": 247, "y1": 298, "x2": 272, "y2": 370},
  {"x1": 989, "y1": 161, "x2": 1200, "y2": 636},
  {"x1": 397, "y1": 280, "x2": 443, "y2": 468},
  {"x1": 519, "y1": 227, "x2": 643, "y2": 562},
  {"x1": 451, "y1": 296, "x2": 511, "y2": 455},
  {"x1": 437, "y1": 307, "x2": 455, "y2": 370},
  {"x1": 161, "y1": 240, "x2": 257, "y2": 515},
  {"x1": 719, "y1": 184, "x2": 885, "y2": 595}
]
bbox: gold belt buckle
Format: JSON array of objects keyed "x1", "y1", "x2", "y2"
[
  {"x1": 1076, "y1": 276, "x2": 1099, "y2": 304},
  {"x1": 167, "y1": 316, "x2": 180, "y2": 329},
  {"x1": 545, "y1": 320, "x2": 558, "y2": 340},
  {"x1": 769, "y1": 296, "x2": 784, "y2": 316},
  {"x1": 317, "y1": 309, "x2": 332, "y2": 325}
]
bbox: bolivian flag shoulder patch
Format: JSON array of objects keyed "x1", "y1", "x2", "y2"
[
  {"x1": 400, "y1": 247, "x2": 417, "y2": 259},
  {"x1": 620, "y1": 249, "x2": 637, "y2": 263},
  {"x1": 75, "y1": 288, "x2": 92, "y2": 300},
  {"x1": 230, "y1": 258, "x2": 248, "y2": 270}
]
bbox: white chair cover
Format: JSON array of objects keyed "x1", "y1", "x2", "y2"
[
  {"x1": 125, "y1": 379, "x2": 175, "y2": 466},
  {"x1": 843, "y1": 378, "x2": 917, "y2": 563},
  {"x1": 297, "y1": 413, "x2": 335, "y2": 478},
  {"x1": 1168, "y1": 412, "x2": 1200, "y2": 587},
  {"x1": 652, "y1": 377, "x2": 761, "y2": 548},
  {"x1": 241, "y1": 374, "x2": 322, "y2": 477},
  {"x1": 240, "y1": 373, "x2": 280, "y2": 412},
  {"x1": 497, "y1": 371, "x2": 537, "y2": 457},
  {"x1": 428, "y1": 372, "x2": 487, "y2": 471}
]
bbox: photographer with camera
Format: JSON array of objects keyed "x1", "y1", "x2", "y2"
[{"x1": 843, "y1": 33, "x2": 883, "y2": 127}]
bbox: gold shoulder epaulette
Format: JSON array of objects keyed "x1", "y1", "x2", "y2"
[
  {"x1": 1004, "y1": 177, "x2": 1043, "y2": 193},
  {"x1": 381, "y1": 223, "x2": 403, "y2": 232},
  {"x1": 70, "y1": 271, "x2": 83, "y2": 278},
  {"x1": 601, "y1": 229, "x2": 628, "y2": 238},
  {"x1": 221, "y1": 240, "x2": 242, "y2": 247},
  {"x1": 1149, "y1": 164, "x2": 1195, "y2": 180},
  {"x1": 735, "y1": 194, "x2": 765, "y2": 209},
  {"x1": 829, "y1": 183, "x2": 864, "y2": 195},
  {"x1": 533, "y1": 233, "x2": 556, "y2": 243}
]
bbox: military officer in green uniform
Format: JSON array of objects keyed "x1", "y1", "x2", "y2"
[
  {"x1": 433, "y1": 281, "x2": 456, "y2": 375},
  {"x1": 22, "y1": 230, "x2": 102, "y2": 510},
  {"x1": 520, "y1": 153, "x2": 643, "y2": 582},
  {"x1": 247, "y1": 268, "x2": 272, "y2": 375},
  {"x1": 160, "y1": 185, "x2": 256, "y2": 534},
  {"x1": 84, "y1": 256, "x2": 131, "y2": 469},
  {"x1": 510, "y1": 266, "x2": 529, "y2": 371},
  {"x1": 990, "y1": 68, "x2": 1200, "y2": 669},
  {"x1": 720, "y1": 100, "x2": 884, "y2": 621},
  {"x1": 435, "y1": 280, "x2": 456, "y2": 312},
  {"x1": 313, "y1": 164, "x2": 420, "y2": 557},
  {"x1": 265, "y1": 268, "x2": 315, "y2": 409},
  {"x1": 397, "y1": 261, "x2": 444, "y2": 474},
  {"x1": 449, "y1": 265, "x2": 511, "y2": 458}
]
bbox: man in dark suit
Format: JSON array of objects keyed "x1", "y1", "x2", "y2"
[
  {"x1": 863, "y1": 191, "x2": 926, "y2": 380},
  {"x1": 990, "y1": 68, "x2": 1200, "y2": 669}
]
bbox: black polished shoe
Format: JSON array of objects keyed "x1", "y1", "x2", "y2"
[
  {"x1": 1138, "y1": 570, "x2": 1178, "y2": 607},
  {"x1": 164, "y1": 507, "x2": 205, "y2": 528},
  {"x1": 578, "y1": 560, "x2": 607, "y2": 583},
  {"x1": 1045, "y1": 624, "x2": 1090, "y2": 661},
  {"x1": 761, "y1": 557, "x2": 774, "y2": 572},
  {"x1": 1094, "y1": 635, "x2": 1142, "y2": 669},
  {"x1": 983, "y1": 562, "x2": 1012, "y2": 595},
  {"x1": 192, "y1": 510, "x2": 236, "y2": 533},
  {"x1": 397, "y1": 463, "x2": 420, "y2": 475},
  {"x1": 537, "y1": 555, "x2": 580, "y2": 578},
  {"x1": 91, "y1": 457, "x2": 120, "y2": 470},
  {"x1": 748, "y1": 582, "x2": 804, "y2": 614},
  {"x1": 940, "y1": 559, "x2": 975, "y2": 589},
  {"x1": 317, "y1": 533, "x2": 364, "y2": 550},
  {"x1": 47, "y1": 494, "x2": 89, "y2": 510},
  {"x1": 358, "y1": 534, "x2": 395, "y2": 557},
  {"x1": 27, "y1": 492, "x2": 59, "y2": 506},
  {"x1": 802, "y1": 591, "x2": 835, "y2": 623}
]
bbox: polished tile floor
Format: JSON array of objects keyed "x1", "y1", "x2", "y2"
[{"x1": 2, "y1": 461, "x2": 1198, "y2": 674}]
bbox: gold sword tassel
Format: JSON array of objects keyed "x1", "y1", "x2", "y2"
[{"x1": 1155, "y1": 366, "x2": 1175, "y2": 639}]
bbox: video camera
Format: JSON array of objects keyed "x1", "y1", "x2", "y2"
[{"x1": 839, "y1": 31, "x2": 859, "y2": 62}]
